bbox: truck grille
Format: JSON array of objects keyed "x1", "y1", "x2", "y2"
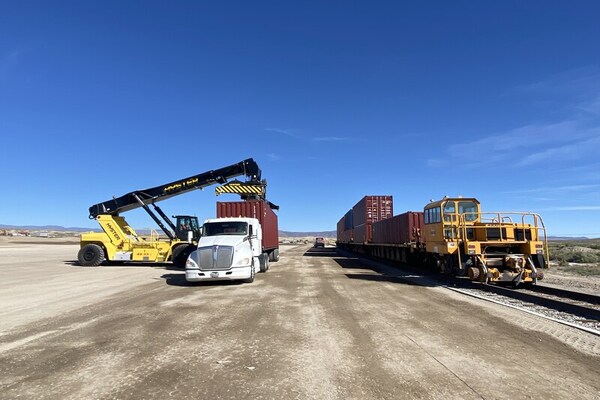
[{"x1": 196, "y1": 246, "x2": 234, "y2": 270}]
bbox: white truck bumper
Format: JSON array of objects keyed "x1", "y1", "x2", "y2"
[{"x1": 185, "y1": 266, "x2": 252, "y2": 282}]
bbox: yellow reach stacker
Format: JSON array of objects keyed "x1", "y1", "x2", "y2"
[{"x1": 78, "y1": 158, "x2": 266, "y2": 268}]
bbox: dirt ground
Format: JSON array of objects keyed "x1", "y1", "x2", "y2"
[{"x1": 0, "y1": 239, "x2": 598, "y2": 399}]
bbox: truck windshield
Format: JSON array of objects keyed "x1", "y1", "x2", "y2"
[{"x1": 203, "y1": 221, "x2": 248, "y2": 236}]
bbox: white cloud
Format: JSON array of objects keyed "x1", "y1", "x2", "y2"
[
  {"x1": 538, "y1": 206, "x2": 600, "y2": 211},
  {"x1": 313, "y1": 136, "x2": 351, "y2": 142},
  {"x1": 501, "y1": 184, "x2": 600, "y2": 195},
  {"x1": 428, "y1": 109, "x2": 600, "y2": 169},
  {"x1": 516, "y1": 133, "x2": 600, "y2": 167},
  {"x1": 512, "y1": 66, "x2": 600, "y2": 97},
  {"x1": 264, "y1": 128, "x2": 297, "y2": 138},
  {"x1": 428, "y1": 67, "x2": 600, "y2": 170},
  {"x1": 264, "y1": 127, "x2": 355, "y2": 143}
]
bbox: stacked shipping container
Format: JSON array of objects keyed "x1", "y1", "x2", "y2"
[
  {"x1": 352, "y1": 195, "x2": 393, "y2": 243},
  {"x1": 337, "y1": 196, "x2": 393, "y2": 243}
]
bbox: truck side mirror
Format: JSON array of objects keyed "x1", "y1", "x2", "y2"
[{"x1": 248, "y1": 225, "x2": 253, "y2": 237}]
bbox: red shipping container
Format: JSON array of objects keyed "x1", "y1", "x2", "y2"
[
  {"x1": 337, "y1": 216, "x2": 355, "y2": 243},
  {"x1": 372, "y1": 212, "x2": 424, "y2": 244},
  {"x1": 216, "y1": 201, "x2": 279, "y2": 251},
  {"x1": 337, "y1": 217, "x2": 345, "y2": 242},
  {"x1": 353, "y1": 223, "x2": 372, "y2": 243},
  {"x1": 340, "y1": 229, "x2": 353, "y2": 243},
  {"x1": 352, "y1": 196, "x2": 393, "y2": 226}
]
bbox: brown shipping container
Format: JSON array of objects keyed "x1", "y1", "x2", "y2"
[
  {"x1": 353, "y1": 223, "x2": 372, "y2": 243},
  {"x1": 372, "y1": 212, "x2": 424, "y2": 244},
  {"x1": 337, "y1": 217, "x2": 345, "y2": 242},
  {"x1": 337, "y1": 217, "x2": 355, "y2": 243},
  {"x1": 352, "y1": 196, "x2": 393, "y2": 227},
  {"x1": 340, "y1": 229, "x2": 354, "y2": 243},
  {"x1": 216, "y1": 201, "x2": 279, "y2": 251}
]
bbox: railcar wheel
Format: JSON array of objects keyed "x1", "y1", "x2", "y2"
[{"x1": 78, "y1": 244, "x2": 105, "y2": 266}]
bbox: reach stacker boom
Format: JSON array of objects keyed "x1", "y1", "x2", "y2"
[{"x1": 78, "y1": 158, "x2": 266, "y2": 267}]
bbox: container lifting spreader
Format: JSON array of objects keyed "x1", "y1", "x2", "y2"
[{"x1": 78, "y1": 158, "x2": 266, "y2": 267}]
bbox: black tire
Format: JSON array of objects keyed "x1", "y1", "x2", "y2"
[
  {"x1": 242, "y1": 262, "x2": 255, "y2": 283},
  {"x1": 172, "y1": 244, "x2": 196, "y2": 269},
  {"x1": 271, "y1": 248, "x2": 280, "y2": 262},
  {"x1": 259, "y1": 254, "x2": 270, "y2": 272},
  {"x1": 78, "y1": 244, "x2": 105, "y2": 266},
  {"x1": 532, "y1": 254, "x2": 546, "y2": 269}
]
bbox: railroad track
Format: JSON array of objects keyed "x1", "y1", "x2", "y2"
[{"x1": 444, "y1": 280, "x2": 600, "y2": 336}]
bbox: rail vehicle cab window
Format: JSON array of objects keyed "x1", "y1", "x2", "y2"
[
  {"x1": 424, "y1": 206, "x2": 441, "y2": 224},
  {"x1": 443, "y1": 201, "x2": 456, "y2": 222},
  {"x1": 458, "y1": 201, "x2": 478, "y2": 222},
  {"x1": 203, "y1": 221, "x2": 249, "y2": 236}
]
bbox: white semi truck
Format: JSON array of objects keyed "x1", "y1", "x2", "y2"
[
  {"x1": 185, "y1": 200, "x2": 279, "y2": 284},
  {"x1": 186, "y1": 220, "x2": 276, "y2": 285}
]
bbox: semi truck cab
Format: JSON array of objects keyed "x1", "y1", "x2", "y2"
[{"x1": 185, "y1": 217, "x2": 269, "y2": 283}]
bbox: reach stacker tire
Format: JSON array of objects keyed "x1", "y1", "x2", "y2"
[
  {"x1": 78, "y1": 244, "x2": 105, "y2": 266},
  {"x1": 172, "y1": 244, "x2": 196, "y2": 269}
]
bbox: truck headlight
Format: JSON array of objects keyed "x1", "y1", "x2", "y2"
[
  {"x1": 185, "y1": 257, "x2": 198, "y2": 270},
  {"x1": 235, "y1": 257, "x2": 250, "y2": 266}
]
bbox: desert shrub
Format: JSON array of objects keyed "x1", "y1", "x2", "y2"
[
  {"x1": 569, "y1": 252, "x2": 600, "y2": 263},
  {"x1": 550, "y1": 248, "x2": 600, "y2": 264}
]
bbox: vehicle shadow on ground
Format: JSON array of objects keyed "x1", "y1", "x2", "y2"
[
  {"x1": 332, "y1": 256, "x2": 438, "y2": 287},
  {"x1": 302, "y1": 248, "x2": 338, "y2": 257},
  {"x1": 344, "y1": 273, "x2": 436, "y2": 287},
  {"x1": 64, "y1": 260, "x2": 183, "y2": 271},
  {"x1": 161, "y1": 273, "x2": 245, "y2": 287}
]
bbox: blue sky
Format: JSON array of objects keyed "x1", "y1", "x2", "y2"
[{"x1": 1, "y1": 1, "x2": 599, "y2": 236}]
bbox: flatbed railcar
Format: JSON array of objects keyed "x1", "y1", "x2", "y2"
[{"x1": 336, "y1": 196, "x2": 549, "y2": 286}]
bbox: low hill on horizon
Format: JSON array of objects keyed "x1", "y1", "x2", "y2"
[
  {"x1": 0, "y1": 224, "x2": 594, "y2": 240},
  {"x1": 0, "y1": 224, "x2": 337, "y2": 238}
]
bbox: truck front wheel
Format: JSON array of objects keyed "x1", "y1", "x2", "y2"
[
  {"x1": 242, "y1": 262, "x2": 255, "y2": 283},
  {"x1": 78, "y1": 244, "x2": 105, "y2": 266}
]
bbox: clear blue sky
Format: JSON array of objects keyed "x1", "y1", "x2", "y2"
[{"x1": 1, "y1": 1, "x2": 599, "y2": 236}]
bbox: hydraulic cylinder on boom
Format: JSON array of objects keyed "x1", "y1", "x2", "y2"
[{"x1": 77, "y1": 158, "x2": 266, "y2": 268}]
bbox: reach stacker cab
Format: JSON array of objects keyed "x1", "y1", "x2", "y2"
[{"x1": 78, "y1": 158, "x2": 267, "y2": 268}]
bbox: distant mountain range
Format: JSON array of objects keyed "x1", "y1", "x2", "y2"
[
  {"x1": 0, "y1": 224, "x2": 337, "y2": 238},
  {"x1": 0, "y1": 224, "x2": 96, "y2": 232},
  {"x1": 279, "y1": 231, "x2": 337, "y2": 238},
  {"x1": 1, "y1": 224, "x2": 594, "y2": 240}
]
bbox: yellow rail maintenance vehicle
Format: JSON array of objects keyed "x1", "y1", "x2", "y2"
[
  {"x1": 78, "y1": 159, "x2": 266, "y2": 268},
  {"x1": 423, "y1": 197, "x2": 549, "y2": 286}
]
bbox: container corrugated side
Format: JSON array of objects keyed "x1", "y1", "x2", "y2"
[
  {"x1": 216, "y1": 201, "x2": 279, "y2": 251},
  {"x1": 340, "y1": 229, "x2": 353, "y2": 243},
  {"x1": 353, "y1": 223, "x2": 372, "y2": 243},
  {"x1": 372, "y1": 211, "x2": 424, "y2": 244},
  {"x1": 344, "y1": 209, "x2": 354, "y2": 230},
  {"x1": 352, "y1": 195, "x2": 393, "y2": 226},
  {"x1": 337, "y1": 216, "x2": 345, "y2": 242}
]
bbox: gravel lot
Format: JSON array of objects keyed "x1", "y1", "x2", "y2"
[{"x1": 0, "y1": 238, "x2": 599, "y2": 399}]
